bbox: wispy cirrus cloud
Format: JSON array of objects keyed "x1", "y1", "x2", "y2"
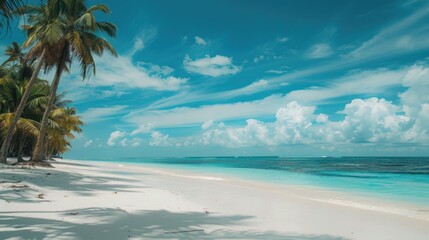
[
  {"x1": 348, "y1": 5, "x2": 429, "y2": 60},
  {"x1": 307, "y1": 43, "x2": 334, "y2": 59},
  {"x1": 183, "y1": 55, "x2": 242, "y2": 77},
  {"x1": 194, "y1": 36, "x2": 207, "y2": 46},
  {"x1": 125, "y1": 65, "x2": 415, "y2": 129},
  {"x1": 80, "y1": 105, "x2": 128, "y2": 123},
  {"x1": 145, "y1": 79, "x2": 275, "y2": 110}
]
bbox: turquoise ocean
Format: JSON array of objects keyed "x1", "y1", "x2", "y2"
[{"x1": 75, "y1": 156, "x2": 429, "y2": 207}]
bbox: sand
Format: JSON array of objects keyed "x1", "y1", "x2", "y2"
[{"x1": 0, "y1": 159, "x2": 428, "y2": 240}]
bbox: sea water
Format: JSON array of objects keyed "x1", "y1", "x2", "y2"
[{"x1": 80, "y1": 156, "x2": 429, "y2": 206}]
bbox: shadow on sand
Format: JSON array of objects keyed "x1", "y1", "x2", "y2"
[
  {"x1": 0, "y1": 165, "x2": 142, "y2": 203},
  {"x1": 0, "y1": 163, "x2": 348, "y2": 240},
  {"x1": 0, "y1": 208, "x2": 348, "y2": 240}
]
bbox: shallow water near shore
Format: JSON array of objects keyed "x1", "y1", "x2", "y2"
[{"x1": 74, "y1": 156, "x2": 429, "y2": 207}]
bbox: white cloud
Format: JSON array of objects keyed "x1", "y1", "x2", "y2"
[
  {"x1": 283, "y1": 67, "x2": 407, "y2": 104},
  {"x1": 56, "y1": 31, "x2": 187, "y2": 101},
  {"x1": 274, "y1": 102, "x2": 316, "y2": 144},
  {"x1": 266, "y1": 69, "x2": 286, "y2": 74},
  {"x1": 145, "y1": 79, "x2": 275, "y2": 111},
  {"x1": 198, "y1": 95, "x2": 427, "y2": 148},
  {"x1": 116, "y1": 65, "x2": 429, "y2": 149},
  {"x1": 253, "y1": 55, "x2": 264, "y2": 63},
  {"x1": 202, "y1": 119, "x2": 273, "y2": 147},
  {"x1": 268, "y1": 9, "x2": 429, "y2": 86},
  {"x1": 107, "y1": 131, "x2": 127, "y2": 146},
  {"x1": 194, "y1": 36, "x2": 207, "y2": 46},
  {"x1": 107, "y1": 130, "x2": 142, "y2": 147},
  {"x1": 276, "y1": 37, "x2": 289, "y2": 43},
  {"x1": 316, "y1": 114, "x2": 329, "y2": 123},
  {"x1": 201, "y1": 120, "x2": 214, "y2": 130},
  {"x1": 399, "y1": 65, "x2": 429, "y2": 117},
  {"x1": 183, "y1": 55, "x2": 242, "y2": 77},
  {"x1": 125, "y1": 66, "x2": 409, "y2": 129},
  {"x1": 80, "y1": 105, "x2": 128, "y2": 123},
  {"x1": 89, "y1": 55, "x2": 188, "y2": 91},
  {"x1": 307, "y1": 43, "x2": 334, "y2": 59},
  {"x1": 125, "y1": 94, "x2": 285, "y2": 129},
  {"x1": 348, "y1": 6, "x2": 429, "y2": 60},
  {"x1": 276, "y1": 101, "x2": 315, "y2": 125},
  {"x1": 129, "y1": 37, "x2": 144, "y2": 56},
  {"x1": 83, "y1": 139, "x2": 93, "y2": 148},
  {"x1": 139, "y1": 65, "x2": 429, "y2": 148},
  {"x1": 338, "y1": 98, "x2": 410, "y2": 143},
  {"x1": 131, "y1": 123, "x2": 155, "y2": 136},
  {"x1": 127, "y1": 26, "x2": 158, "y2": 57},
  {"x1": 149, "y1": 131, "x2": 170, "y2": 146}
]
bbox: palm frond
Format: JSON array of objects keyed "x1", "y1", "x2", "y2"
[{"x1": 95, "y1": 22, "x2": 116, "y2": 37}]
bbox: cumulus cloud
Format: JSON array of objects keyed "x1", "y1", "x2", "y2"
[
  {"x1": 339, "y1": 98, "x2": 410, "y2": 143},
  {"x1": 149, "y1": 131, "x2": 170, "y2": 146},
  {"x1": 307, "y1": 43, "x2": 333, "y2": 59},
  {"x1": 198, "y1": 94, "x2": 428, "y2": 148},
  {"x1": 316, "y1": 114, "x2": 329, "y2": 123},
  {"x1": 125, "y1": 66, "x2": 412, "y2": 130},
  {"x1": 274, "y1": 101, "x2": 316, "y2": 144},
  {"x1": 123, "y1": 64, "x2": 429, "y2": 149},
  {"x1": 107, "y1": 131, "x2": 127, "y2": 146},
  {"x1": 183, "y1": 55, "x2": 242, "y2": 77},
  {"x1": 107, "y1": 131, "x2": 142, "y2": 147},
  {"x1": 400, "y1": 65, "x2": 429, "y2": 117},
  {"x1": 194, "y1": 36, "x2": 207, "y2": 45},
  {"x1": 202, "y1": 119, "x2": 273, "y2": 147}
]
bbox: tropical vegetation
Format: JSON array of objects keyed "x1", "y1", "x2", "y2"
[
  {"x1": 0, "y1": 0, "x2": 117, "y2": 165},
  {"x1": 0, "y1": 42, "x2": 83, "y2": 164}
]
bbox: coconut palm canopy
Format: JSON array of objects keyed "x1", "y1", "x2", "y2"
[
  {"x1": 0, "y1": 42, "x2": 83, "y2": 161},
  {"x1": 0, "y1": 0, "x2": 115, "y2": 163}
]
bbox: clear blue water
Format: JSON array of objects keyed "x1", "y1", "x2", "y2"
[{"x1": 77, "y1": 156, "x2": 429, "y2": 206}]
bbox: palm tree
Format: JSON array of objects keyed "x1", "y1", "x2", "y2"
[
  {"x1": 30, "y1": 0, "x2": 117, "y2": 162},
  {"x1": 45, "y1": 107, "x2": 83, "y2": 159},
  {"x1": 0, "y1": 41, "x2": 49, "y2": 164},
  {"x1": 2, "y1": 42, "x2": 25, "y2": 66},
  {"x1": 0, "y1": 77, "x2": 49, "y2": 162}
]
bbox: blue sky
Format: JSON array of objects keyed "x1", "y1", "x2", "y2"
[{"x1": 2, "y1": 0, "x2": 429, "y2": 158}]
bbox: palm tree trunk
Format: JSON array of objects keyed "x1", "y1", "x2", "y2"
[
  {"x1": 17, "y1": 137, "x2": 24, "y2": 163},
  {"x1": 31, "y1": 46, "x2": 67, "y2": 162},
  {"x1": 0, "y1": 50, "x2": 46, "y2": 164}
]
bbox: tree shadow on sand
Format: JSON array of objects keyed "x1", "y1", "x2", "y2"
[
  {"x1": 0, "y1": 166, "x2": 144, "y2": 203},
  {"x1": 0, "y1": 207, "x2": 349, "y2": 240}
]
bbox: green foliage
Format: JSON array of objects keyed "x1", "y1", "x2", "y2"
[{"x1": 0, "y1": 44, "x2": 84, "y2": 159}]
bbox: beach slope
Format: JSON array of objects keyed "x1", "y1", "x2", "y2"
[{"x1": 0, "y1": 159, "x2": 428, "y2": 240}]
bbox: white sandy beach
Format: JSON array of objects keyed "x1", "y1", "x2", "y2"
[{"x1": 0, "y1": 159, "x2": 428, "y2": 240}]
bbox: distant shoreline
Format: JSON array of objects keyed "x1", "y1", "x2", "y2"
[{"x1": 66, "y1": 156, "x2": 429, "y2": 207}]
